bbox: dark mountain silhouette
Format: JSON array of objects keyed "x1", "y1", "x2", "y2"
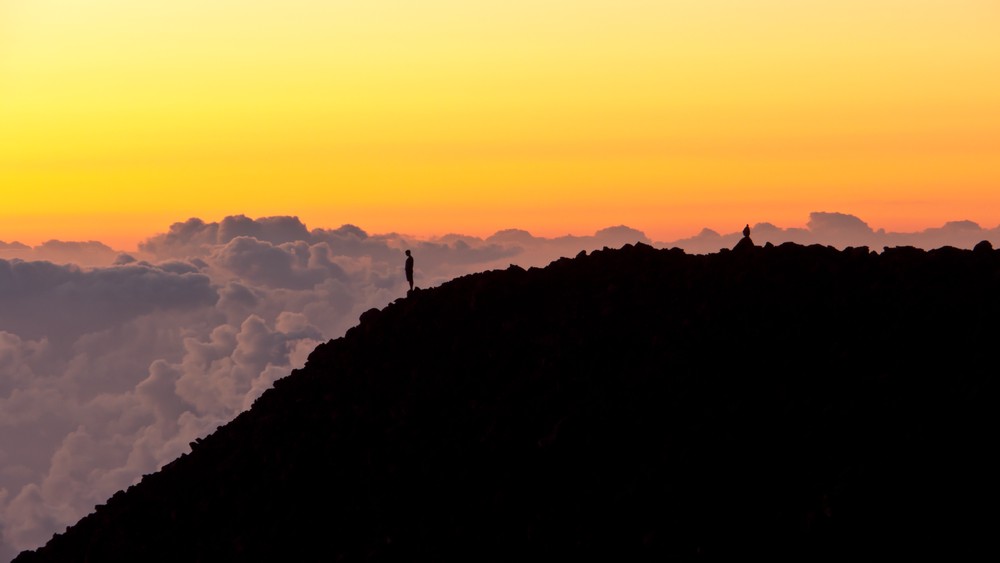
[{"x1": 15, "y1": 240, "x2": 1000, "y2": 561}]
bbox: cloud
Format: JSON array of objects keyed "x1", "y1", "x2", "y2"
[
  {"x1": 884, "y1": 220, "x2": 1000, "y2": 250},
  {"x1": 805, "y1": 212, "x2": 877, "y2": 248},
  {"x1": 210, "y1": 238, "x2": 348, "y2": 290},
  {"x1": 661, "y1": 227, "x2": 730, "y2": 255},
  {"x1": 0, "y1": 308, "x2": 325, "y2": 559},
  {"x1": 0, "y1": 260, "x2": 217, "y2": 344},
  {"x1": 659, "y1": 212, "x2": 1000, "y2": 253},
  {"x1": 0, "y1": 241, "x2": 119, "y2": 267},
  {"x1": 139, "y1": 215, "x2": 320, "y2": 259},
  {"x1": 136, "y1": 217, "x2": 220, "y2": 258},
  {"x1": 0, "y1": 333, "x2": 52, "y2": 396},
  {"x1": 4, "y1": 211, "x2": 998, "y2": 559},
  {"x1": 3, "y1": 215, "x2": 623, "y2": 557}
]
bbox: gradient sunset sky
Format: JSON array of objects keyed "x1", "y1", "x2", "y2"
[{"x1": 2, "y1": 0, "x2": 998, "y2": 250}]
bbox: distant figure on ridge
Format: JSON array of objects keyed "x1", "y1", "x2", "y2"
[
  {"x1": 733, "y1": 223, "x2": 755, "y2": 253},
  {"x1": 404, "y1": 249, "x2": 414, "y2": 293}
]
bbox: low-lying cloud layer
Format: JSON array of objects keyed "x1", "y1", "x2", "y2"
[
  {"x1": 665, "y1": 211, "x2": 1000, "y2": 254},
  {"x1": 1, "y1": 212, "x2": 997, "y2": 559}
]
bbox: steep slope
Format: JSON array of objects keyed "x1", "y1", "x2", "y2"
[{"x1": 15, "y1": 241, "x2": 1000, "y2": 561}]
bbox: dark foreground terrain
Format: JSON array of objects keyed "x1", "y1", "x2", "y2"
[{"x1": 15, "y1": 240, "x2": 1000, "y2": 561}]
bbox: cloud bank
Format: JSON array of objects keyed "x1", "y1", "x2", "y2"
[
  {"x1": 661, "y1": 212, "x2": 1000, "y2": 254},
  {"x1": 1, "y1": 212, "x2": 998, "y2": 559},
  {"x1": 0, "y1": 215, "x2": 651, "y2": 559}
]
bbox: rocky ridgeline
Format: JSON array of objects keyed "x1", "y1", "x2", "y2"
[{"x1": 15, "y1": 240, "x2": 1000, "y2": 561}]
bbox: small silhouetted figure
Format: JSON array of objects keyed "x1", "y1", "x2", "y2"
[
  {"x1": 734, "y1": 223, "x2": 755, "y2": 252},
  {"x1": 404, "y1": 249, "x2": 414, "y2": 292}
]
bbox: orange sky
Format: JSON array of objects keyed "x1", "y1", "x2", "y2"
[{"x1": 2, "y1": 0, "x2": 999, "y2": 250}]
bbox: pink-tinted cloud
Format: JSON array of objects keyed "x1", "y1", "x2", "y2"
[
  {"x1": 0, "y1": 241, "x2": 118, "y2": 267},
  {"x1": 2, "y1": 212, "x2": 998, "y2": 560},
  {"x1": 0, "y1": 260, "x2": 217, "y2": 344},
  {"x1": 659, "y1": 212, "x2": 1000, "y2": 253}
]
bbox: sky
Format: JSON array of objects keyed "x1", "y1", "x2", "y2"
[
  {"x1": 2, "y1": 0, "x2": 999, "y2": 249},
  {"x1": 2, "y1": 1, "x2": 1000, "y2": 559}
]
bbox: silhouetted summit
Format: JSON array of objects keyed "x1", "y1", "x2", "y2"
[{"x1": 15, "y1": 242, "x2": 1000, "y2": 561}]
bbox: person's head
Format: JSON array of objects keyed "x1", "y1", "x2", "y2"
[{"x1": 405, "y1": 249, "x2": 411, "y2": 256}]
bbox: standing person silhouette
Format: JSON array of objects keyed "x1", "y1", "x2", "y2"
[{"x1": 404, "y1": 249, "x2": 414, "y2": 292}]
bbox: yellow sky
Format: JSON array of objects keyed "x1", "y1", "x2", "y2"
[{"x1": 2, "y1": 0, "x2": 999, "y2": 249}]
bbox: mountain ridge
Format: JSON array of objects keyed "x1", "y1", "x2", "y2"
[{"x1": 14, "y1": 240, "x2": 1000, "y2": 561}]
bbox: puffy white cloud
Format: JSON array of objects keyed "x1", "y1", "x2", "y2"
[
  {"x1": 139, "y1": 215, "x2": 326, "y2": 259},
  {"x1": 0, "y1": 309, "x2": 327, "y2": 558},
  {"x1": 0, "y1": 260, "x2": 217, "y2": 346},
  {"x1": 211, "y1": 238, "x2": 347, "y2": 290},
  {"x1": 3, "y1": 211, "x2": 998, "y2": 559},
  {"x1": 0, "y1": 333, "x2": 52, "y2": 396},
  {"x1": 3, "y1": 484, "x2": 58, "y2": 553}
]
